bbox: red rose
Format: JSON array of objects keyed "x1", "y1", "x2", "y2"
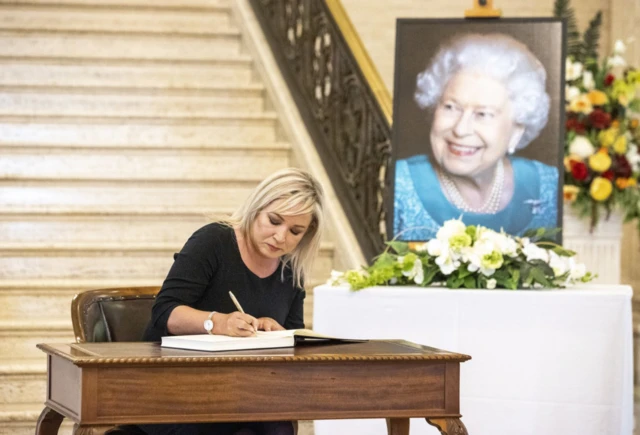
[
  {"x1": 588, "y1": 109, "x2": 612, "y2": 129},
  {"x1": 566, "y1": 117, "x2": 587, "y2": 134},
  {"x1": 602, "y1": 170, "x2": 615, "y2": 181},
  {"x1": 604, "y1": 73, "x2": 615, "y2": 86},
  {"x1": 570, "y1": 161, "x2": 589, "y2": 181},
  {"x1": 614, "y1": 155, "x2": 632, "y2": 178}
]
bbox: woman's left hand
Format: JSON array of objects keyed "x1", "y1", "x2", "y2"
[{"x1": 257, "y1": 317, "x2": 285, "y2": 331}]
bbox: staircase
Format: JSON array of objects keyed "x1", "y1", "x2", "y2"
[{"x1": 0, "y1": 1, "x2": 332, "y2": 433}]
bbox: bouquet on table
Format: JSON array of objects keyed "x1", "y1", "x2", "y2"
[
  {"x1": 331, "y1": 220, "x2": 594, "y2": 291},
  {"x1": 557, "y1": 0, "x2": 640, "y2": 229}
]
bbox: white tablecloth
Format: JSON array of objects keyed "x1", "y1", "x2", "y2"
[{"x1": 312, "y1": 284, "x2": 633, "y2": 435}]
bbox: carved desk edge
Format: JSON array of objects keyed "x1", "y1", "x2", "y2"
[{"x1": 37, "y1": 340, "x2": 471, "y2": 366}]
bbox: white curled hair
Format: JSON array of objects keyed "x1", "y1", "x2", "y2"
[{"x1": 415, "y1": 33, "x2": 550, "y2": 150}]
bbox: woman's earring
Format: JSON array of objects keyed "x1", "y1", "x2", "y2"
[{"x1": 508, "y1": 146, "x2": 516, "y2": 155}]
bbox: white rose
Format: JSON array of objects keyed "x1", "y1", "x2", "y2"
[
  {"x1": 582, "y1": 72, "x2": 595, "y2": 91},
  {"x1": 566, "y1": 59, "x2": 583, "y2": 81},
  {"x1": 426, "y1": 239, "x2": 444, "y2": 257},
  {"x1": 569, "y1": 136, "x2": 596, "y2": 159},
  {"x1": 486, "y1": 278, "x2": 497, "y2": 289},
  {"x1": 626, "y1": 145, "x2": 640, "y2": 171},
  {"x1": 435, "y1": 251, "x2": 459, "y2": 276},
  {"x1": 436, "y1": 219, "x2": 467, "y2": 242},
  {"x1": 569, "y1": 261, "x2": 587, "y2": 280},
  {"x1": 548, "y1": 251, "x2": 568, "y2": 277},
  {"x1": 522, "y1": 243, "x2": 549, "y2": 263},
  {"x1": 478, "y1": 230, "x2": 518, "y2": 257},
  {"x1": 565, "y1": 85, "x2": 581, "y2": 102},
  {"x1": 402, "y1": 257, "x2": 423, "y2": 282},
  {"x1": 607, "y1": 55, "x2": 626, "y2": 68}
]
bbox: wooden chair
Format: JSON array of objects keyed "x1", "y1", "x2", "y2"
[
  {"x1": 71, "y1": 286, "x2": 160, "y2": 344},
  {"x1": 70, "y1": 286, "x2": 160, "y2": 435},
  {"x1": 70, "y1": 286, "x2": 299, "y2": 435}
]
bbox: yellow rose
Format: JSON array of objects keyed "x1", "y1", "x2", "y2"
[
  {"x1": 568, "y1": 94, "x2": 593, "y2": 115},
  {"x1": 613, "y1": 135, "x2": 628, "y2": 154},
  {"x1": 563, "y1": 185, "x2": 580, "y2": 202},
  {"x1": 599, "y1": 128, "x2": 619, "y2": 147},
  {"x1": 587, "y1": 90, "x2": 609, "y2": 106},
  {"x1": 588, "y1": 152, "x2": 612, "y2": 172},
  {"x1": 629, "y1": 178, "x2": 638, "y2": 187},
  {"x1": 590, "y1": 177, "x2": 613, "y2": 201},
  {"x1": 589, "y1": 177, "x2": 613, "y2": 201}
]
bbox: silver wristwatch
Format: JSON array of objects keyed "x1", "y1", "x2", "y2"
[{"x1": 204, "y1": 311, "x2": 216, "y2": 335}]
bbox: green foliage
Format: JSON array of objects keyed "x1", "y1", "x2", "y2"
[
  {"x1": 553, "y1": 0, "x2": 603, "y2": 63},
  {"x1": 330, "y1": 221, "x2": 594, "y2": 291},
  {"x1": 554, "y1": 0, "x2": 582, "y2": 59},
  {"x1": 582, "y1": 12, "x2": 602, "y2": 62}
]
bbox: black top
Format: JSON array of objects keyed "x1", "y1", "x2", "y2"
[{"x1": 143, "y1": 223, "x2": 306, "y2": 341}]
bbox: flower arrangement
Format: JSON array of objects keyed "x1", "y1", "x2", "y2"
[
  {"x1": 331, "y1": 220, "x2": 594, "y2": 291},
  {"x1": 556, "y1": 0, "x2": 640, "y2": 229}
]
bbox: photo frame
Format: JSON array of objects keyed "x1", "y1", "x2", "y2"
[{"x1": 389, "y1": 18, "x2": 566, "y2": 242}]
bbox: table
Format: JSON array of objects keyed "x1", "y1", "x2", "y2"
[
  {"x1": 35, "y1": 340, "x2": 470, "y2": 435},
  {"x1": 313, "y1": 284, "x2": 633, "y2": 435}
]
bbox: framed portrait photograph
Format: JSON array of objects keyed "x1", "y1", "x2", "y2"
[{"x1": 389, "y1": 18, "x2": 566, "y2": 242}]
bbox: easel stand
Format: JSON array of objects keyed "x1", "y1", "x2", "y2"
[{"x1": 465, "y1": 0, "x2": 502, "y2": 18}]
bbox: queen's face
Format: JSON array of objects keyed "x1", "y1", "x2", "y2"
[{"x1": 429, "y1": 70, "x2": 524, "y2": 181}]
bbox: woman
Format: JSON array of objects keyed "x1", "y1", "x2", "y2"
[
  {"x1": 394, "y1": 33, "x2": 558, "y2": 240},
  {"x1": 139, "y1": 168, "x2": 325, "y2": 435}
]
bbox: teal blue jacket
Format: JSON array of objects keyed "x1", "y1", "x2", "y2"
[{"x1": 393, "y1": 155, "x2": 558, "y2": 240}]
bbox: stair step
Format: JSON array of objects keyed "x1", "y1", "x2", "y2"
[
  {"x1": 0, "y1": 276, "x2": 326, "y2": 323},
  {"x1": 0, "y1": 57, "x2": 255, "y2": 88},
  {"x1": 0, "y1": 323, "x2": 74, "y2": 360},
  {"x1": 0, "y1": 359, "x2": 46, "y2": 405},
  {"x1": 0, "y1": 0, "x2": 230, "y2": 9},
  {"x1": 0, "y1": 113, "x2": 279, "y2": 145},
  {"x1": 0, "y1": 145, "x2": 290, "y2": 181},
  {"x1": 0, "y1": 278, "x2": 162, "y2": 291},
  {"x1": 0, "y1": 289, "x2": 76, "y2": 322},
  {"x1": 0, "y1": 214, "x2": 211, "y2": 246},
  {"x1": 0, "y1": 86, "x2": 267, "y2": 116},
  {"x1": 0, "y1": 246, "x2": 334, "y2": 281},
  {"x1": 0, "y1": 180, "x2": 259, "y2": 212},
  {"x1": 0, "y1": 4, "x2": 233, "y2": 34},
  {"x1": 0, "y1": 29, "x2": 241, "y2": 60},
  {"x1": 0, "y1": 403, "x2": 74, "y2": 435}
]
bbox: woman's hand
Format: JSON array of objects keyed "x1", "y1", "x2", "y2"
[
  {"x1": 214, "y1": 311, "x2": 259, "y2": 337},
  {"x1": 257, "y1": 317, "x2": 285, "y2": 332}
]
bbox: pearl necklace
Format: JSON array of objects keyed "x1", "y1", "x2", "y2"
[{"x1": 438, "y1": 159, "x2": 505, "y2": 214}]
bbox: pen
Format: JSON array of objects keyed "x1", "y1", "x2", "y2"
[
  {"x1": 228, "y1": 291, "x2": 256, "y2": 333},
  {"x1": 228, "y1": 291, "x2": 245, "y2": 313}
]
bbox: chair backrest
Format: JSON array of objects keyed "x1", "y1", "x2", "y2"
[{"x1": 71, "y1": 286, "x2": 160, "y2": 343}]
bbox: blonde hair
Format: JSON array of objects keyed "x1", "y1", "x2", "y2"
[{"x1": 224, "y1": 168, "x2": 324, "y2": 288}]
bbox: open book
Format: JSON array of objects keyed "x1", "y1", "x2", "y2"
[{"x1": 161, "y1": 329, "x2": 364, "y2": 352}]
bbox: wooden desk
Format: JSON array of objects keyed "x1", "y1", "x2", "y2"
[{"x1": 35, "y1": 340, "x2": 471, "y2": 435}]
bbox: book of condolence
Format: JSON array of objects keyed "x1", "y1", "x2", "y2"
[{"x1": 161, "y1": 329, "x2": 364, "y2": 352}]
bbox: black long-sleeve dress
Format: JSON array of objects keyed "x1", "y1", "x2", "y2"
[{"x1": 139, "y1": 222, "x2": 304, "y2": 435}]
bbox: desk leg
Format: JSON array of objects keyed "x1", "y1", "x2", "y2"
[
  {"x1": 386, "y1": 418, "x2": 410, "y2": 435},
  {"x1": 426, "y1": 418, "x2": 468, "y2": 435},
  {"x1": 36, "y1": 407, "x2": 64, "y2": 435},
  {"x1": 72, "y1": 424, "x2": 114, "y2": 435}
]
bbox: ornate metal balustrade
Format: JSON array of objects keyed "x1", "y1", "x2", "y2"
[{"x1": 249, "y1": 0, "x2": 392, "y2": 260}]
